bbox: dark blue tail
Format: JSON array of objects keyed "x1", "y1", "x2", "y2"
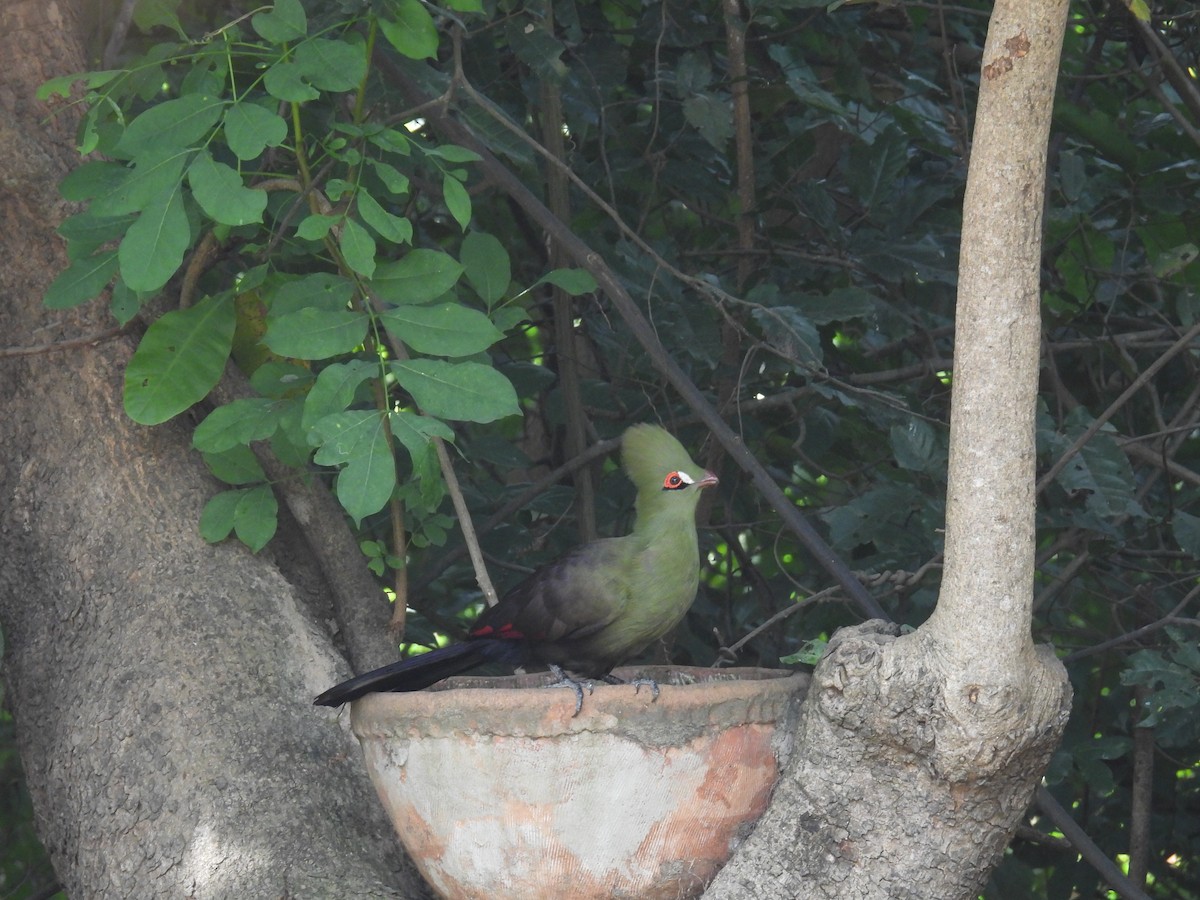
[{"x1": 313, "y1": 638, "x2": 524, "y2": 706}]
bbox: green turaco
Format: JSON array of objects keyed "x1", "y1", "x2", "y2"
[{"x1": 314, "y1": 424, "x2": 718, "y2": 713}]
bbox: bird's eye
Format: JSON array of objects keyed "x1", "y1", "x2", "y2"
[{"x1": 662, "y1": 471, "x2": 694, "y2": 491}]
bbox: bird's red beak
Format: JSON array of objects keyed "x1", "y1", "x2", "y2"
[{"x1": 697, "y1": 471, "x2": 719, "y2": 489}]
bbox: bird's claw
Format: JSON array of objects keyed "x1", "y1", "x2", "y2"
[
  {"x1": 601, "y1": 673, "x2": 662, "y2": 702},
  {"x1": 630, "y1": 677, "x2": 661, "y2": 702},
  {"x1": 547, "y1": 664, "x2": 593, "y2": 717}
]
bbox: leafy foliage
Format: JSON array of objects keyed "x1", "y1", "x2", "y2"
[
  {"x1": 43, "y1": 0, "x2": 593, "y2": 550},
  {"x1": 37, "y1": 0, "x2": 1200, "y2": 895}
]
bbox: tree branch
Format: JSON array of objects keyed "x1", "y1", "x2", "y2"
[{"x1": 381, "y1": 62, "x2": 887, "y2": 623}]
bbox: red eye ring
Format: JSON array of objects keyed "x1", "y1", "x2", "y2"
[{"x1": 663, "y1": 472, "x2": 687, "y2": 490}]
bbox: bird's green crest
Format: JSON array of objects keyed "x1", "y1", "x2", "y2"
[{"x1": 621, "y1": 424, "x2": 703, "y2": 493}]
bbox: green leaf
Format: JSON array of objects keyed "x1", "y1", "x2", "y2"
[
  {"x1": 110, "y1": 278, "x2": 142, "y2": 325},
  {"x1": 798, "y1": 287, "x2": 877, "y2": 325},
  {"x1": 1172, "y1": 511, "x2": 1200, "y2": 558},
  {"x1": 234, "y1": 484, "x2": 278, "y2": 551},
  {"x1": 674, "y1": 52, "x2": 713, "y2": 97},
  {"x1": 296, "y1": 214, "x2": 338, "y2": 241},
  {"x1": 1052, "y1": 413, "x2": 1143, "y2": 518},
  {"x1": 379, "y1": 0, "x2": 439, "y2": 60},
  {"x1": 779, "y1": 637, "x2": 828, "y2": 667},
  {"x1": 506, "y1": 21, "x2": 567, "y2": 81},
  {"x1": 821, "y1": 483, "x2": 928, "y2": 557},
  {"x1": 181, "y1": 55, "x2": 225, "y2": 97},
  {"x1": 269, "y1": 272, "x2": 355, "y2": 315},
  {"x1": 89, "y1": 147, "x2": 190, "y2": 217},
  {"x1": 423, "y1": 145, "x2": 483, "y2": 164},
  {"x1": 263, "y1": 60, "x2": 320, "y2": 103},
  {"x1": 367, "y1": 158, "x2": 411, "y2": 196},
  {"x1": 188, "y1": 150, "x2": 267, "y2": 226},
  {"x1": 310, "y1": 410, "x2": 397, "y2": 523},
  {"x1": 380, "y1": 303, "x2": 503, "y2": 357},
  {"x1": 60, "y1": 160, "x2": 129, "y2": 202},
  {"x1": 193, "y1": 398, "x2": 283, "y2": 453},
  {"x1": 200, "y1": 490, "x2": 241, "y2": 542},
  {"x1": 252, "y1": 0, "x2": 307, "y2": 43},
  {"x1": 442, "y1": 173, "x2": 471, "y2": 230},
  {"x1": 372, "y1": 249, "x2": 464, "y2": 304},
  {"x1": 890, "y1": 420, "x2": 942, "y2": 474},
  {"x1": 124, "y1": 293, "x2": 236, "y2": 425},
  {"x1": 302, "y1": 359, "x2": 377, "y2": 429},
  {"x1": 339, "y1": 217, "x2": 377, "y2": 277},
  {"x1": 202, "y1": 445, "x2": 267, "y2": 485},
  {"x1": 223, "y1": 102, "x2": 288, "y2": 161},
  {"x1": 43, "y1": 251, "x2": 119, "y2": 309},
  {"x1": 134, "y1": 0, "x2": 187, "y2": 38},
  {"x1": 118, "y1": 183, "x2": 191, "y2": 292},
  {"x1": 750, "y1": 306, "x2": 822, "y2": 368},
  {"x1": 270, "y1": 402, "x2": 313, "y2": 467},
  {"x1": 38, "y1": 69, "x2": 124, "y2": 101},
  {"x1": 461, "y1": 231, "x2": 510, "y2": 303},
  {"x1": 115, "y1": 93, "x2": 224, "y2": 158},
  {"x1": 768, "y1": 45, "x2": 851, "y2": 116},
  {"x1": 391, "y1": 359, "x2": 519, "y2": 423},
  {"x1": 77, "y1": 102, "x2": 112, "y2": 156},
  {"x1": 249, "y1": 360, "x2": 314, "y2": 399},
  {"x1": 389, "y1": 410, "x2": 454, "y2": 463},
  {"x1": 201, "y1": 484, "x2": 278, "y2": 549},
  {"x1": 325, "y1": 178, "x2": 354, "y2": 201},
  {"x1": 294, "y1": 38, "x2": 366, "y2": 92},
  {"x1": 846, "y1": 127, "x2": 908, "y2": 210},
  {"x1": 263, "y1": 308, "x2": 369, "y2": 359},
  {"x1": 537, "y1": 268, "x2": 597, "y2": 295},
  {"x1": 368, "y1": 128, "x2": 412, "y2": 157},
  {"x1": 57, "y1": 210, "x2": 136, "y2": 259},
  {"x1": 1152, "y1": 243, "x2": 1198, "y2": 278},
  {"x1": 356, "y1": 190, "x2": 412, "y2": 244},
  {"x1": 682, "y1": 93, "x2": 733, "y2": 149}
]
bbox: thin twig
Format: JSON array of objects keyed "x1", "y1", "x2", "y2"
[
  {"x1": 711, "y1": 585, "x2": 841, "y2": 666},
  {"x1": 1128, "y1": 683, "x2": 1154, "y2": 887},
  {"x1": 412, "y1": 437, "x2": 619, "y2": 593},
  {"x1": 1034, "y1": 786, "x2": 1154, "y2": 900},
  {"x1": 1036, "y1": 321, "x2": 1200, "y2": 495},
  {"x1": 101, "y1": 0, "x2": 138, "y2": 68},
  {"x1": 0, "y1": 326, "x2": 125, "y2": 358},
  {"x1": 1062, "y1": 583, "x2": 1200, "y2": 662},
  {"x1": 433, "y1": 436, "x2": 498, "y2": 607},
  {"x1": 362, "y1": 285, "x2": 500, "y2": 607},
  {"x1": 532, "y1": 6, "x2": 597, "y2": 543}
]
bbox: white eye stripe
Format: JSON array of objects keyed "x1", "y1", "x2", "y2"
[{"x1": 663, "y1": 470, "x2": 695, "y2": 490}]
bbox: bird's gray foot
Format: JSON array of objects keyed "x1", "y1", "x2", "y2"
[
  {"x1": 600, "y1": 673, "x2": 661, "y2": 702},
  {"x1": 547, "y1": 664, "x2": 593, "y2": 716},
  {"x1": 629, "y1": 677, "x2": 661, "y2": 701}
]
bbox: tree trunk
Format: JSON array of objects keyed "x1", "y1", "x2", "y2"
[
  {"x1": 704, "y1": 0, "x2": 1073, "y2": 895},
  {"x1": 0, "y1": 2, "x2": 425, "y2": 895}
]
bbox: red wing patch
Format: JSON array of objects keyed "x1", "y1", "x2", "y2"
[{"x1": 470, "y1": 621, "x2": 526, "y2": 640}]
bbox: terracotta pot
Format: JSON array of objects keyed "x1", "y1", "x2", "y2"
[{"x1": 350, "y1": 665, "x2": 807, "y2": 900}]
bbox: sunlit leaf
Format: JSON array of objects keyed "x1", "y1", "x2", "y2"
[
  {"x1": 124, "y1": 293, "x2": 236, "y2": 424},
  {"x1": 391, "y1": 359, "x2": 519, "y2": 423}
]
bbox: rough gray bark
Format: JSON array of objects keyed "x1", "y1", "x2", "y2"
[
  {"x1": 0, "y1": 1, "x2": 425, "y2": 895},
  {"x1": 704, "y1": 0, "x2": 1073, "y2": 896}
]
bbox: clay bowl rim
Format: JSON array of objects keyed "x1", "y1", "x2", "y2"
[{"x1": 349, "y1": 665, "x2": 808, "y2": 740}]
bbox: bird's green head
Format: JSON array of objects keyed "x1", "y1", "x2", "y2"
[{"x1": 622, "y1": 424, "x2": 718, "y2": 515}]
